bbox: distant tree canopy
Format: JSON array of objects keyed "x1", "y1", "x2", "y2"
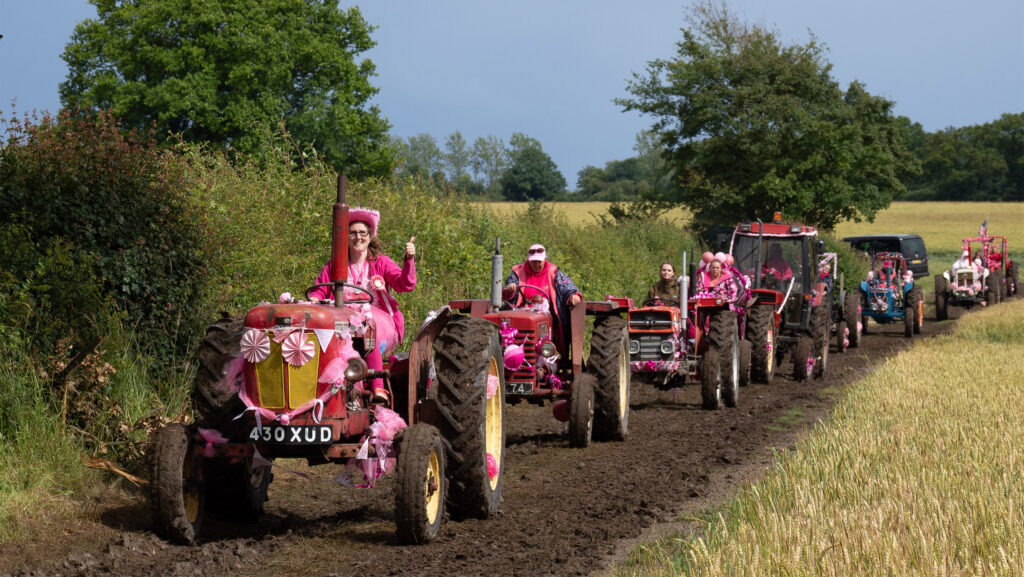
[
  {"x1": 900, "y1": 113, "x2": 1024, "y2": 201},
  {"x1": 500, "y1": 137, "x2": 567, "y2": 201},
  {"x1": 60, "y1": 0, "x2": 393, "y2": 178},
  {"x1": 574, "y1": 130, "x2": 674, "y2": 201},
  {"x1": 617, "y1": 1, "x2": 918, "y2": 231}
]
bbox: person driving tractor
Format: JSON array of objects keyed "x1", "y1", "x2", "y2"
[
  {"x1": 503, "y1": 244, "x2": 583, "y2": 355},
  {"x1": 647, "y1": 261, "x2": 680, "y2": 301},
  {"x1": 763, "y1": 243, "x2": 793, "y2": 281}
]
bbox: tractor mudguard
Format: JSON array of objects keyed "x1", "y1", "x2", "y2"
[{"x1": 406, "y1": 305, "x2": 453, "y2": 421}]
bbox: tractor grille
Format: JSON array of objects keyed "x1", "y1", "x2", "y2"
[
  {"x1": 509, "y1": 327, "x2": 537, "y2": 383},
  {"x1": 629, "y1": 310, "x2": 674, "y2": 331},
  {"x1": 632, "y1": 334, "x2": 672, "y2": 361},
  {"x1": 253, "y1": 331, "x2": 322, "y2": 409}
]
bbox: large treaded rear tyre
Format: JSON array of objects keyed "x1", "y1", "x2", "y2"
[
  {"x1": 589, "y1": 316, "x2": 630, "y2": 442},
  {"x1": 193, "y1": 316, "x2": 246, "y2": 429},
  {"x1": 934, "y1": 275, "x2": 949, "y2": 321},
  {"x1": 394, "y1": 424, "x2": 446, "y2": 545},
  {"x1": 1008, "y1": 262, "x2": 1019, "y2": 296},
  {"x1": 701, "y1": 309, "x2": 736, "y2": 410},
  {"x1": 432, "y1": 316, "x2": 506, "y2": 520},
  {"x1": 792, "y1": 336, "x2": 814, "y2": 382},
  {"x1": 746, "y1": 304, "x2": 776, "y2": 383},
  {"x1": 738, "y1": 340, "x2": 752, "y2": 387},
  {"x1": 151, "y1": 424, "x2": 204, "y2": 545},
  {"x1": 908, "y1": 286, "x2": 923, "y2": 334},
  {"x1": 844, "y1": 292, "x2": 861, "y2": 348}
]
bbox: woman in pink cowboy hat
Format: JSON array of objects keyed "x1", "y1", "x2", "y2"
[{"x1": 309, "y1": 207, "x2": 416, "y2": 405}]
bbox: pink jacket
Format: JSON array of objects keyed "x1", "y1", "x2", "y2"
[{"x1": 309, "y1": 255, "x2": 417, "y2": 340}]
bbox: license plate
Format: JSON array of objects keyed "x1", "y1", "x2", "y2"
[
  {"x1": 248, "y1": 425, "x2": 333, "y2": 444},
  {"x1": 912, "y1": 259, "x2": 922, "y2": 264},
  {"x1": 505, "y1": 381, "x2": 534, "y2": 395}
]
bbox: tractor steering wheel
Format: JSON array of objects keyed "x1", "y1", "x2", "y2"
[
  {"x1": 643, "y1": 297, "x2": 680, "y2": 307},
  {"x1": 505, "y1": 283, "x2": 552, "y2": 309},
  {"x1": 305, "y1": 282, "x2": 377, "y2": 305}
]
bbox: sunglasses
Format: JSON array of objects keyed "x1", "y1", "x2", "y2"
[
  {"x1": 528, "y1": 248, "x2": 545, "y2": 255},
  {"x1": 349, "y1": 230, "x2": 370, "y2": 238}
]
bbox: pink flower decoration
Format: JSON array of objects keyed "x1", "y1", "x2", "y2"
[
  {"x1": 806, "y1": 357, "x2": 815, "y2": 375},
  {"x1": 486, "y1": 374, "x2": 499, "y2": 399},
  {"x1": 278, "y1": 292, "x2": 293, "y2": 303},
  {"x1": 486, "y1": 453, "x2": 498, "y2": 479},
  {"x1": 318, "y1": 356, "x2": 349, "y2": 386},
  {"x1": 240, "y1": 329, "x2": 271, "y2": 363},
  {"x1": 282, "y1": 331, "x2": 315, "y2": 366},
  {"x1": 843, "y1": 338, "x2": 850, "y2": 348}
]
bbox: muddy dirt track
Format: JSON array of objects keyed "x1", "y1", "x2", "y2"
[{"x1": 0, "y1": 307, "x2": 967, "y2": 577}]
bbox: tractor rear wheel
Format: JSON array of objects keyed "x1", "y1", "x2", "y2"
[
  {"x1": 987, "y1": 277, "x2": 998, "y2": 306},
  {"x1": 588, "y1": 316, "x2": 630, "y2": 442},
  {"x1": 394, "y1": 424, "x2": 446, "y2": 545},
  {"x1": 569, "y1": 374, "x2": 595, "y2": 447},
  {"x1": 432, "y1": 316, "x2": 506, "y2": 520},
  {"x1": 792, "y1": 336, "x2": 814, "y2": 382},
  {"x1": 151, "y1": 424, "x2": 204, "y2": 545},
  {"x1": 844, "y1": 292, "x2": 861, "y2": 348},
  {"x1": 204, "y1": 457, "x2": 272, "y2": 522},
  {"x1": 860, "y1": 291, "x2": 870, "y2": 335},
  {"x1": 934, "y1": 275, "x2": 949, "y2": 321},
  {"x1": 1008, "y1": 262, "x2": 1019, "y2": 296},
  {"x1": 701, "y1": 309, "x2": 736, "y2": 409},
  {"x1": 904, "y1": 295, "x2": 915, "y2": 338},
  {"x1": 810, "y1": 302, "x2": 829, "y2": 379},
  {"x1": 738, "y1": 340, "x2": 752, "y2": 387},
  {"x1": 994, "y1": 271, "x2": 1005, "y2": 303},
  {"x1": 746, "y1": 304, "x2": 776, "y2": 383},
  {"x1": 700, "y1": 348, "x2": 722, "y2": 410},
  {"x1": 193, "y1": 316, "x2": 246, "y2": 429}
]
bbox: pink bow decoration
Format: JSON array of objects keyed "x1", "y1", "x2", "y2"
[
  {"x1": 197, "y1": 427, "x2": 228, "y2": 458},
  {"x1": 240, "y1": 329, "x2": 271, "y2": 363},
  {"x1": 278, "y1": 292, "x2": 293, "y2": 303},
  {"x1": 504, "y1": 344, "x2": 525, "y2": 371},
  {"x1": 282, "y1": 331, "x2": 315, "y2": 366},
  {"x1": 318, "y1": 356, "x2": 350, "y2": 387}
]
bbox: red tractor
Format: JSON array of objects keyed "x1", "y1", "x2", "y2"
[
  {"x1": 151, "y1": 177, "x2": 506, "y2": 545},
  {"x1": 627, "y1": 252, "x2": 743, "y2": 410},
  {"x1": 977, "y1": 235, "x2": 1017, "y2": 300},
  {"x1": 448, "y1": 239, "x2": 632, "y2": 448},
  {"x1": 728, "y1": 213, "x2": 837, "y2": 382},
  {"x1": 935, "y1": 235, "x2": 1015, "y2": 319}
]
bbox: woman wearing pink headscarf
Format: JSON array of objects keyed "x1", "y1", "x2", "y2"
[{"x1": 309, "y1": 207, "x2": 416, "y2": 405}]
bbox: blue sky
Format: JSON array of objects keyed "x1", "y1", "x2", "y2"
[{"x1": 2, "y1": 1, "x2": 1022, "y2": 187}]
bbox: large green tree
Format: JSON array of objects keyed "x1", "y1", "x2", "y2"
[
  {"x1": 618, "y1": 1, "x2": 917, "y2": 231},
  {"x1": 60, "y1": 0, "x2": 393, "y2": 177},
  {"x1": 501, "y1": 141, "x2": 567, "y2": 201}
]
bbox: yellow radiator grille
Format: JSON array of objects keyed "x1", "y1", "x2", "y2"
[
  {"x1": 255, "y1": 341, "x2": 285, "y2": 409},
  {"x1": 287, "y1": 333, "x2": 320, "y2": 408}
]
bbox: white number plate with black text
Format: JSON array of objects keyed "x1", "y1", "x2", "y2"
[{"x1": 248, "y1": 425, "x2": 333, "y2": 444}]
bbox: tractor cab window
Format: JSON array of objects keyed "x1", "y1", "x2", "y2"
[{"x1": 732, "y1": 236, "x2": 804, "y2": 295}]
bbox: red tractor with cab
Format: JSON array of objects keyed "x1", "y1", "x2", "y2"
[
  {"x1": 151, "y1": 176, "x2": 506, "y2": 545},
  {"x1": 728, "y1": 213, "x2": 836, "y2": 382},
  {"x1": 448, "y1": 239, "x2": 632, "y2": 448},
  {"x1": 627, "y1": 252, "x2": 744, "y2": 410}
]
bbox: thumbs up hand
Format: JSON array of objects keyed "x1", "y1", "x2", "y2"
[{"x1": 405, "y1": 236, "x2": 416, "y2": 260}]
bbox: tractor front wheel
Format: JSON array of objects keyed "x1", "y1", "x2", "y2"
[
  {"x1": 844, "y1": 292, "x2": 861, "y2": 348},
  {"x1": 810, "y1": 303, "x2": 829, "y2": 379},
  {"x1": 746, "y1": 304, "x2": 776, "y2": 383},
  {"x1": 569, "y1": 374, "x2": 595, "y2": 447},
  {"x1": 935, "y1": 275, "x2": 949, "y2": 321},
  {"x1": 589, "y1": 316, "x2": 630, "y2": 442},
  {"x1": 394, "y1": 424, "x2": 446, "y2": 545},
  {"x1": 792, "y1": 336, "x2": 814, "y2": 382},
  {"x1": 151, "y1": 424, "x2": 205, "y2": 545},
  {"x1": 432, "y1": 316, "x2": 506, "y2": 520},
  {"x1": 909, "y1": 286, "x2": 923, "y2": 334}
]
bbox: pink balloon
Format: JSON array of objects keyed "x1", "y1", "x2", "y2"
[
  {"x1": 503, "y1": 344, "x2": 525, "y2": 371},
  {"x1": 702, "y1": 251, "x2": 714, "y2": 264},
  {"x1": 714, "y1": 252, "x2": 727, "y2": 263},
  {"x1": 724, "y1": 254, "x2": 735, "y2": 266}
]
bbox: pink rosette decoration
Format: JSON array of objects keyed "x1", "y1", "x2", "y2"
[
  {"x1": 486, "y1": 374, "x2": 499, "y2": 399},
  {"x1": 487, "y1": 453, "x2": 499, "y2": 479},
  {"x1": 282, "y1": 331, "x2": 315, "y2": 367},
  {"x1": 240, "y1": 329, "x2": 271, "y2": 363},
  {"x1": 503, "y1": 344, "x2": 525, "y2": 371},
  {"x1": 370, "y1": 275, "x2": 386, "y2": 291}
]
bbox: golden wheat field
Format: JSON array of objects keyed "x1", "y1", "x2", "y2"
[
  {"x1": 490, "y1": 201, "x2": 1024, "y2": 264},
  {"x1": 616, "y1": 298, "x2": 1024, "y2": 577}
]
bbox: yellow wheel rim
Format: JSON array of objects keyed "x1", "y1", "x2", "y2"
[
  {"x1": 425, "y1": 448, "x2": 442, "y2": 525},
  {"x1": 183, "y1": 449, "x2": 202, "y2": 523},
  {"x1": 617, "y1": 338, "x2": 628, "y2": 418},
  {"x1": 485, "y1": 357, "x2": 503, "y2": 491},
  {"x1": 766, "y1": 328, "x2": 775, "y2": 374}
]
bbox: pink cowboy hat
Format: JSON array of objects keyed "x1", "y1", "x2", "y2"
[{"x1": 349, "y1": 207, "x2": 381, "y2": 236}]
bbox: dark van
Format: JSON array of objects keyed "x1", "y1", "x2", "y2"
[{"x1": 842, "y1": 234, "x2": 930, "y2": 278}]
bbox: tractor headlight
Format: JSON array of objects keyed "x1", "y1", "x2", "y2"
[
  {"x1": 629, "y1": 340, "x2": 640, "y2": 355},
  {"x1": 344, "y1": 358, "x2": 368, "y2": 382},
  {"x1": 660, "y1": 340, "x2": 675, "y2": 355},
  {"x1": 539, "y1": 342, "x2": 557, "y2": 358}
]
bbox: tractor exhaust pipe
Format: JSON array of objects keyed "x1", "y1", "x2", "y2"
[
  {"x1": 680, "y1": 251, "x2": 689, "y2": 332},
  {"x1": 490, "y1": 237, "x2": 503, "y2": 312},
  {"x1": 331, "y1": 175, "x2": 350, "y2": 307}
]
